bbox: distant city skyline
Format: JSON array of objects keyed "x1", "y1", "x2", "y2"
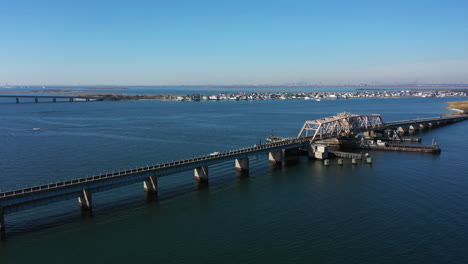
[{"x1": 1, "y1": 0, "x2": 468, "y2": 85}]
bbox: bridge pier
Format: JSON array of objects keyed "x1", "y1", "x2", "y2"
[
  {"x1": 78, "y1": 189, "x2": 92, "y2": 211},
  {"x1": 269, "y1": 150, "x2": 283, "y2": 163},
  {"x1": 419, "y1": 124, "x2": 428, "y2": 129},
  {"x1": 16, "y1": 97, "x2": 19, "y2": 104},
  {"x1": 409, "y1": 125, "x2": 419, "y2": 131},
  {"x1": 69, "y1": 98, "x2": 74, "y2": 102},
  {"x1": 194, "y1": 165, "x2": 209, "y2": 182},
  {"x1": 0, "y1": 207, "x2": 4, "y2": 232},
  {"x1": 235, "y1": 157, "x2": 249, "y2": 172},
  {"x1": 34, "y1": 97, "x2": 38, "y2": 103},
  {"x1": 143, "y1": 175, "x2": 158, "y2": 194},
  {"x1": 309, "y1": 144, "x2": 329, "y2": 160},
  {"x1": 398, "y1": 126, "x2": 409, "y2": 133},
  {"x1": 86, "y1": 98, "x2": 90, "y2": 102},
  {"x1": 364, "y1": 130, "x2": 378, "y2": 138},
  {"x1": 53, "y1": 98, "x2": 56, "y2": 103}
]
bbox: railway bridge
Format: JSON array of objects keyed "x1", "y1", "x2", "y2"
[{"x1": 1, "y1": 113, "x2": 467, "y2": 232}]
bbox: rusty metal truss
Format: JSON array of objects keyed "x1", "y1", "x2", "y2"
[{"x1": 297, "y1": 112, "x2": 385, "y2": 141}]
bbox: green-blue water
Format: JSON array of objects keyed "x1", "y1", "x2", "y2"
[{"x1": 1, "y1": 96, "x2": 467, "y2": 263}]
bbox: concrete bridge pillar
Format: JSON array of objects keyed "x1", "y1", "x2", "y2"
[
  {"x1": 0, "y1": 207, "x2": 5, "y2": 232},
  {"x1": 398, "y1": 126, "x2": 409, "y2": 133},
  {"x1": 235, "y1": 157, "x2": 249, "y2": 172},
  {"x1": 194, "y1": 165, "x2": 209, "y2": 182},
  {"x1": 314, "y1": 145, "x2": 329, "y2": 160},
  {"x1": 269, "y1": 150, "x2": 283, "y2": 163},
  {"x1": 69, "y1": 98, "x2": 74, "y2": 102},
  {"x1": 34, "y1": 97, "x2": 38, "y2": 103},
  {"x1": 86, "y1": 98, "x2": 90, "y2": 102},
  {"x1": 409, "y1": 125, "x2": 419, "y2": 131},
  {"x1": 78, "y1": 189, "x2": 92, "y2": 211},
  {"x1": 53, "y1": 98, "x2": 56, "y2": 103},
  {"x1": 364, "y1": 131, "x2": 377, "y2": 138},
  {"x1": 16, "y1": 97, "x2": 19, "y2": 104},
  {"x1": 143, "y1": 175, "x2": 158, "y2": 194},
  {"x1": 419, "y1": 124, "x2": 427, "y2": 129},
  {"x1": 307, "y1": 144, "x2": 329, "y2": 159}
]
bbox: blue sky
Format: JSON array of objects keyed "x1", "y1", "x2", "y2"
[{"x1": 1, "y1": 0, "x2": 468, "y2": 85}]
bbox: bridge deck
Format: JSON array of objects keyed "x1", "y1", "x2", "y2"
[
  {"x1": 385, "y1": 114, "x2": 468, "y2": 128},
  {"x1": 0, "y1": 137, "x2": 312, "y2": 213}
]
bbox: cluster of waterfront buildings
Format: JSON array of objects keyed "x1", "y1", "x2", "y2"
[{"x1": 173, "y1": 90, "x2": 467, "y2": 101}]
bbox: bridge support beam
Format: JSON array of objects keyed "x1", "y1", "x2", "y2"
[
  {"x1": 194, "y1": 166, "x2": 209, "y2": 182},
  {"x1": 143, "y1": 176, "x2": 158, "y2": 194},
  {"x1": 235, "y1": 157, "x2": 249, "y2": 172},
  {"x1": 78, "y1": 189, "x2": 92, "y2": 211},
  {"x1": 0, "y1": 207, "x2": 5, "y2": 232},
  {"x1": 269, "y1": 150, "x2": 283, "y2": 163}
]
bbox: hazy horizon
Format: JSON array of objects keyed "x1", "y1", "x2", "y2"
[
  {"x1": 3, "y1": 83, "x2": 468, "y2": 88},
  {"x1": 1, "y1": 0, "x2": 468, "y2": 85}
]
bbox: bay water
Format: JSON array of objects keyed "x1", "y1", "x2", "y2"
[{"x1": 0, "y1": 96, "x2": 467, "y2": 263}]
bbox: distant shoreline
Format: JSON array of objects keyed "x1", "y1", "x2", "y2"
[
  {"x1": 1, "y1": 89, "x2": 466, "y2": 102},
  {"x1": 444, "y1": 101, "x2": 468, "y2": 115}
]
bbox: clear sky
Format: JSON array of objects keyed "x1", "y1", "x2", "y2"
[{"x1": 1, "y1": 0, "x2": 468, "y2": 85}]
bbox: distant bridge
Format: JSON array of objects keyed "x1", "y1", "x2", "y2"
[
  {"x1": 0, "y1": 95, "x2": 104, "y2": 103},
  {"x1": 1, "y1": 113, "x2": 467, "y2": 232}
]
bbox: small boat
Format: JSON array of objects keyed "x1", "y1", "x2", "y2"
[{"x1": 32, "y1": 128, "x2": 41, "y2": 131}]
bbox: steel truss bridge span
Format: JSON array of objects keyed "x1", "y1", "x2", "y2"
[{"x1": 297, "y1": 113, "x2": 385, "y2": 141}]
